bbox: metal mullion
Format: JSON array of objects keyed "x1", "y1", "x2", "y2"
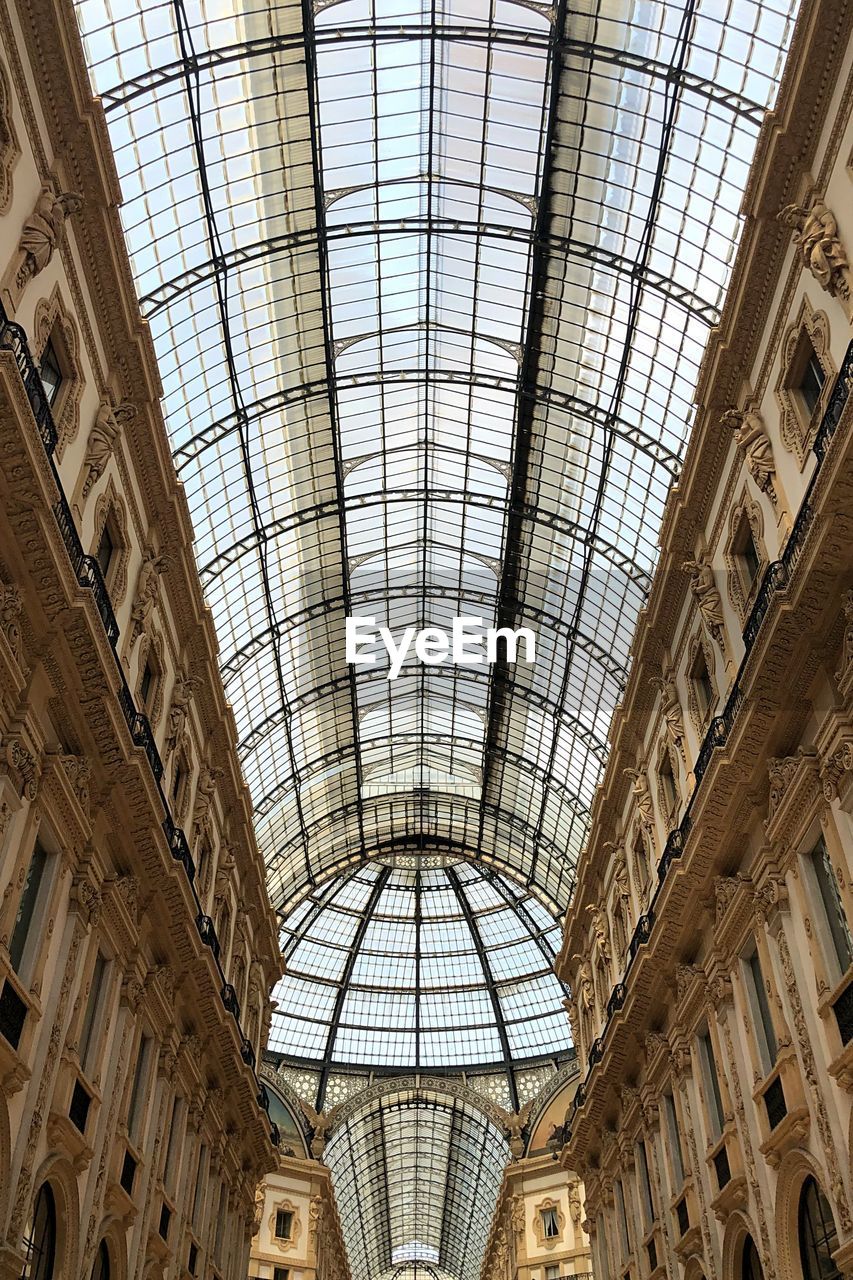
[
  {"x1": 169, "y1": 0, "x2": 310, "y2": 866},
  {"x1": 100, "y1": 26, "x2": 769, "y2": 123},
  {"x1": 451, "y1": 1, "x2": 498, "y2": 801},
  {"x1": 525, "y1": 0, "x2": 698, "y2": 889},
  {"x1": 445, "y1": 866, "x2": 519, "y2": 1110},
  {"x1": 478, "y1": 866, "x2": 563, "y2": 969},
  {"x1": 315, "y1": 866, "x2": 391, "y2": 1109},
  {"x1": 476, "y1": 0, "x2": 569, "y2": 865},
  {"x1": 175, "y1": 368, "x2": 682, "y2": 477},
  {"x1": 418, "y1": 7, "x2": 438, "y2": 813},
  {"x1": 301, "y1": 0, "x2": 368, "y2": 872}
]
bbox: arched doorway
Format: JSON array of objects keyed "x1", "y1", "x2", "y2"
[
  {"x1": 23, "y1": 1183, "x2": 57, "y2": 1280},
  {"x1": 90, "y1": 1239, "x2": 111, "y2": 1280},
  {"x1": 742, "y1": 1234, "x2": 764, "y2": 1280},
  {"x1": 799, "y1": 1175, "x2": 842, "y2": 1279}
]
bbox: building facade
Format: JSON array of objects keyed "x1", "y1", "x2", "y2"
[
  {"x1": 556, "y1": 2, "x2": 853, "y2": 1279},
  {"x1": 0, "y1": 0, "x2": 284, "y2": 1273}
]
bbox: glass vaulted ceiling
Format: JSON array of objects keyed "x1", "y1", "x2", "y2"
[{"x1": 76, "y1": 0, "x2": 798, "y2": 915}]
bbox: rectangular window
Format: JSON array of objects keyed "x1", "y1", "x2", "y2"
[
  {"x1": 192, "y1": 1145, "x2": 207, "y2": 1227},
  {"x1": 664, "y1": 1092, "x2": 684, "y2": 1187},
  {"x1": 163, "y1": 1096, "x2": 184, "y2": 1192},
  {"x1": 274, "y1": 1270, "x2": 289, "y2": 1280},
  {"x1": 95, "y1": 523, "x2": 114, "y2": 580},
  {"x1": 140, "y1": 659, "x2": 154, "y2": 707},
  {"x1": 275, "y1": 1209, "x2": 294, "y2": 1240},
  {"x1": 745, "y1": 948, "x2": 777, "y2": 1074},
  {"x1": 698, "y1": 1030, "x2": 724, "y2": 1141},
  {"x1": 799, "y1": 348, "x2": 826, "y2": 416},
  {"x1": 79, "y1": 951, "x2": 108, "y2": 1075},
  {"x1": 9, "y1": 843, "x2": 49, "y2": 976},
  {"x1": 38, "y1": 338, "x2": 63, "y2": 407},
  {"x1": 545, "y1": 1266, "x2": 559, "y2": 1280},
  {"x1": 614, "y1": 1179, "x2": 629, "y2": 1259},
  {"x1": 637, "y1": 1140, "x2": 655, "y2": 1230},
  {"x1": 214, "y1": 1183, "x2": 227, "y2": 1259},
  {"x1": 809, "y1": 839, "x2": 853, "y2": 979},
  {"x1": 127, "y1": 1035, "x2": 151, "y2": 1142}
]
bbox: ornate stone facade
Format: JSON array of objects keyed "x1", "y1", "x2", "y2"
[
  {"x1": 0, "y1": 0, "x2": 283, "y2": 1275},
  {"x1": 556, "y1": 4, "x2": 853, "y2": 1279}
]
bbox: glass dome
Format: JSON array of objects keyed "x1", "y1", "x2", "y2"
[{"x1": 269, "y1": 857, "x2": 571, "y2": 1080}]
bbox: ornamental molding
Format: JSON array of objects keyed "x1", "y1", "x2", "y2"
[
  {"x1": 32, "y1": 282, "x2": 84, "y2": 459},
  {"x1": 765, "y1": 749, "x2": 821, "y2": 843},
  {"x1": 531, "y1": 1196, "x2": 565, "y2": 1250},
  {"x1": 774, "y1": 296, "x2": 835, "y2": 466},
  {"x1": 0, "y1": 579, "x2": 23, "y2": 663},
  {"x1": 1, "y1": 733, "x2": 39, "y2": 800},
  {"x1": 724, "y1": 489, "x2": 767, "y2": 624}
]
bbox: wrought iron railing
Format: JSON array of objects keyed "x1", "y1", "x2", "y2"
[
  {"x1": 0, "y1": 303, "x2": 278, "y2": 1147},
  {"x1": 566, "y1": 338, "x2": 853, "y2": 1140}
]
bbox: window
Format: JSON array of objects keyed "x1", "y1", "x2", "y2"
[
  {"x1": 23, "y1": 1182, "x2": 56, "y2": 1280},
  {"x1": 192, "y1": 1146, "x2": 207, "y2": 1226},
  {"x1": 659, "y1": 752, "x2": 677, "y2": 819},
  {"x1": 614, "y1": 1179, "x2": 629, "y2": 1259},
  {"x1": 37, "y1": 338, "x2": 63, "y2": 407},
  {"x1": 140, "y1": 658, "x2": 154, "y2": 707},
  {"x1": 274, "y1": 1270, "x2": 290, "y2": 1280},
  {"x1": 799, "y1": 1176, "x2": 841, "y2": 1280},
  {"x1": 741, "y1": 1235, "x2": 765, "y2": 1280},
  {"x1": 733, "y1": 510, "x2": 761, "y2": 590},
  {"x1": 171, "y1": 759, "x2": 185, "y2": 806},
  {"x1": 90, "y1": 1240, "x2": 110, "y2": 1280},
  {"x1": 637, "y1": 1140, "x2": 655, "y2": 1231},
  {"x1": 663, "y1": 1092, "x2": 684, "y2": 1187},
  {"x1": 545, "y1": 1266, "x2": 559, "y2": 1280},
  {"x1": 9, "y1": 843, "x2": 50, "y2": 977},
  {"x1": 275, "y1": 1209, "x2": 294, "y2": 1240},
  {"x1": 798, "y1": 345, "x2": 826, "y2": 418},
  {"x1": 95, "y1": 522, "x2": 114, "y2": 581},
  {"x1": 79, "y1": 951, "x2": 108, "y2": 1076},
  {"x1": 163, "y1": 1097, "x2": 184, "y2": 1192},
  {"x1": 690, "y1": 645, "x2": 714, "y2": 722},
  {"x1": 214, "y1": 1183, "x2": 228, "y2": 1260},
  {"x1": 808, "y1": 840, "x2": 853, "y2": 980},
  {"x1": 127, "y1": 1035, "x2": 151, "y2": 1143},
  {"x1": 745, "y1": 949, "x2": 777, "y2": 1075},
  {"x1": 698, "y1": 1030, "x2": 725, "y2": 1141}
]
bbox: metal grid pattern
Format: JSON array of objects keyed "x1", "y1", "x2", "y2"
[
  {"x1": 270, "y1": 859, "x2": 571, "y2": 1105},
  {"x1": 73, "y1": 0, "x2": 798, "y2": 919},
  {"x1": 324, "y1": 1087, "x2": 509, "y2": 1280}
]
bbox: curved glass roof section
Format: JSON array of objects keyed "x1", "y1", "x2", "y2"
[
  {"x1": 74, "y1": 0, "x2": 799, "y2": 914},
  {"x1": 324, "y1": 1086, "x2": 509, "y2": 1280},
  {"x1": 269, "y1": 859, "x2": 571, "y2": 1098}
]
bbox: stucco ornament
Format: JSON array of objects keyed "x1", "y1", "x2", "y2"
[
  {"x1": 130, "y1": 548, "x2": 167, "y2": 644},
  {"x1": 15, "y1": 186, "x2": 83, "y2": 287},
  {"x1": 623, "y1": 766, "x2": 654, "y2": 830},
  {"x1": 720, "y1": 406, "x2": 778, "y2": 504},
  {"x1": 82, "y1": 400, "x2": 136, "y2": 499},
  {"x1": 682, "y1": 556, "x2": 726, "y2": 651},
  {"x1": 779, "y1": 196, "x2": 850, "y2": 299}
]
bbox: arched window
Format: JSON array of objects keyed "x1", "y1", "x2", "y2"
[
  {"x1": 799, "y1": 1175, "x2": 842, "y2": 1280},
  {"x1": 90, "y1": 1240, "x2": 110, "y2": 1280},
  {"x1": 23, "y1": 1183, "x2": 56, "y2": 1280},
  {"x1": 741, "y1": 1235, "x2": 764, "y2": 1280}
]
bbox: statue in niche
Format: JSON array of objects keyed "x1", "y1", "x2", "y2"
[
  {"x1": 82, "y1": 400, "x2": 136, "y2": 499},
  {"x1": 624, "y1": 767, "x2": 654, "y2": 830},
  {"x1": 165, "y1": 673, "x2": 195, "y2": 758},
  {"x1": 682, "y1": 556, "x2": 726, "y2": 652},
  {"x1": 130, "y1": 547, "x2": 167, "y2": 645},
  {"x1": 653, "y1": 674, "x2": 686, "y2": 761},
  {"x1": 586, "y1": 902, "x2": 611, "y2": 966},
  {"x1": 779, "y1": 197, "x2": 849, "y2": 299},
  {"x1": 15, "y1": 186, "x2": 83, "y2": 288},
  {"x1": 720, "y1": 406, "x2": 778, "y2": 505}
]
